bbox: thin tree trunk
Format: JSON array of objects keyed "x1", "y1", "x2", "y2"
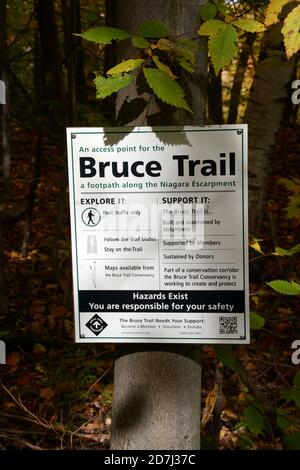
[
  {"x1": 21, "y1": 27, "x2": 43, "y2": 256},
  {"x1": 51, "y1": 168, "x2": 68, "y2": 276},
  {"x1": 37, "y1": 0, "x2": 63, "y2": 124},
  {"x1": 245, "y1": 25, "x2": 295, "y2": 234},
  {"x1": 0, "y1": 0, "x2": 11, "y2": 198},
  {"x1": 208, "y1": 65, "x2": 223, "y2": 124},
  {"x1": 227, "y1": 33, "x2": 255, "y2": 124},
  {"x1": 21, "y1": 133, "x2": 42, "y2": 256},
  {"x1": 62, "y1": 0, "x2": 86, "y2": 124},
  {"x1": 0, "y1": 220, "x2": 8, "y2": 315},
  {"x1": 111, "y1": 0, "x2": 207, "y2": 451}
]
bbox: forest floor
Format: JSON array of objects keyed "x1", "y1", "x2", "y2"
[{"x1": 0, "y1": 123, "x2": 300, "y2": 450}]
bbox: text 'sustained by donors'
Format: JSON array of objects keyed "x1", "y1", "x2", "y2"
[{"x1": 67, "y1": 126, "x2": 249, "y2": 343}]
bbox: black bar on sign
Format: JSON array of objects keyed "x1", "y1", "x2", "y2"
[{"x1": 78, "y1": 290, "x2": 245, "y2": 313}]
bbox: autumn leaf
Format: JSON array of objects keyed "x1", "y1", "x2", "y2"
[
  {"x1": 249, "y1": 237, "x2": 264, "y2": 254},
  {"x1": 202, "y1": 384, "x2": 217, "y2": 428},
  {"x1": 282, "y1": 5, "x2": 300, "y2": 59},
  {"x1": 6, "y1": 351, "x2": 21, "y2": 367},
  {"x1": 265, "y1": 0, "x2": 292, "y2": 26},
  {"x1": 40, "y1": 387, "x2": 55, "y2": 401},
  {"x1": 33, "y1": 343, "x2": 47, "y2": 354}
]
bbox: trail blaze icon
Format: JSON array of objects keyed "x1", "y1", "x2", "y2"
[{"x1": 86, "y1": 314, "x2": 108, "y2": 336}]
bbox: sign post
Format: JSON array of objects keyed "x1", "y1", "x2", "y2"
[{"x1": 67, "y1": 125, "x2": 248, "y2": 344}]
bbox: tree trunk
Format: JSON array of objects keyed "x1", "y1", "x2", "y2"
[
  {"x1": 0, "y1": 0, "x2": 11, "y2": 198},
  {"x1": 245, "y1": 24, "x2": 295, "y2": 235},
  {"x1": 207, "y1": 65, "x2": 223, "y2": 124},
  {"x1": 37, "y1": 0, "x2": 63, "y2": 124},
  {"x1": 111, "y1": 0, "x2": 207, "y2": 450},
  {"x1": 0, "y1": 220, "x2": 8, "y2": 315},
  {"x1": 62, "y1": 0, "x2": 86, "y2": 124},
  {"x1": 227, "y1": 33, "x2": 255, "y2": 124}
]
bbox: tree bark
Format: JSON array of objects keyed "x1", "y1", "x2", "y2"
[
  {"x1": 227, "y1": 33, "x2": 254, "y2": 125},
  {"x1": 0, "y1": 0, "x2": 11, "y2": 198},
  {"x1": 37, "y1": 0, "x2": 63, "y2": 124},
  {"x1": 62, "y1": 0, "x2": 86, "y2": 124},
  {"x1": 208, "y1": 65, "x2": 223, "y2": 124},
  {"x1": 245, "y1": 25, "x2": 295, "y2": 234},
  {"x1": 111, "y1": 0, "x2": 207, "y2": 450}
]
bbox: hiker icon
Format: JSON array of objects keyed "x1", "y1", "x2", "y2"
[
  {"x1": 82, "y1": 208, "x2": 100, "y2": 227},
  {"x1": 87, "y1": 210, "x2": 95, "y2": 224}
]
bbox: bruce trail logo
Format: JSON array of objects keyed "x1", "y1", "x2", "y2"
[{"x1": 86, "y1": 314, "x2": 108, "y2": 336}]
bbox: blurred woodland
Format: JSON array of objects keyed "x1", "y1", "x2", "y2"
[{"x1": 0, "y1": 0, "x2": 300, "y2": 450}]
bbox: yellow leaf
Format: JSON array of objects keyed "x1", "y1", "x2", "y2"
[
  {"x1": 157, "y1": 38, "x2": 175, "y2": 51},
  {"x1": 145, "y1": 48, "x2": 153, "y2": 57},
  {"x1": 202, "y1": 384, "x2": 217, "y2": 428},
  {"x1": 33, "y1": 343, "x2": 47, "y2": 354},
  {"x1": 106, "y1": 59, "x2": 144, "y2": 75},
  {"x1": 153, "y1": 55, "x2": 177, "y2": 79},
  {"x1": 265, "y1": 0, "x2": 292, "y2": 26},
  {"x1": 249, "y1": 237, "x2": 264, "y2": 254},
  {"x1": 282, "y1": 5, "x2": 300, "y2": 59}
]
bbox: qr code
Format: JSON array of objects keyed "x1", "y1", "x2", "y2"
[{"x1": 219, "y1": 316, "x2": 238, "y2": 335}]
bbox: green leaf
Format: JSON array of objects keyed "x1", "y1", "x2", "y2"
[
  {"x1": 198, "y1": 19, "x2": 227, "y2": 36},
  {"x1": 175, "y1": 40, "x2": 197, "y2": 73},
  {"x1": 214, "y1": 345, "x2": 238, "y2": 372},
  {"x1": 281, "y1": 388, "x2": 294, "y2": 402},
  {"x1": 284, "y1": 431, "x2": 300, "y2": 450},
  {"x1": 107, "y1": 59, "x2": 144, "y2": 76},
  {"x1": 215, "y1": 2, "x2": 230, "y2": 15},
  {"x1": 132, "y1": 36, "x2": 150, "y2": 49},
  {"x1": 274, "y1": 244, "x2": 300, "y2": 257},
  {"x1": 143, "y1": 68, "x2": 192, "y2": 112},
  {"x1": 94, "y1": 73, "x2": 134, "y2": 99},
  {"x1": 293, "y1": 371, "x2": 300, "y2": 387},
  {"x1": 176, "y1": 38, "x2": 197, "y2": 50},
  {"x1": 265, "y1": 0, "x2": 292, "y2": 26},
  {"x1": 276, "y1": 414, "x2": 290, "y2": 431},
  {"x1": 266, "y1": 280, "x2": 300, "y2": 296},
  {"x1": 199, "y1": 3, "x2": 217, "y2": 21},
  {"x1": 279, "y1": 177, "x2": 300, "y2": 191},
  {"x1": 178, "y1": 56, "x2": 195, "y2": 73},
  {"x1": 139, "y1": 20, "x2": 169, "y2": 38},
  {"x1": 250, "y1": 311, "x2": 265, "y2": 330},
  {"x1": 233, "y1": 19, "x2": 265, "y2": 33},
  {"x1": 282, "y1": 5, "x2": 300, "y2": 59},
  {"x1": 279, "y1": 179, "x2": 300, "y2": 219},
  {"x1": 287, "y1": 195, "x2": 300, "y2": 219},
  {"x1": 293, "y1": 390, "x2": 300, "y2": 407},
  {"x1": 176, "y1": 46, "x2": 196, "y2": 66},
  {"x1": 209, "y1": 24, "x2": 238, "y2": 74},
  {"x1": 244, "y1": 406, "x2": 264, "y2": 435},
  {"x1": 80, "y1": 27, "x2": 130, "y2": 45},
  {"x1": 153, "y1": 56, "x2": 176, "y2": 79}
]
